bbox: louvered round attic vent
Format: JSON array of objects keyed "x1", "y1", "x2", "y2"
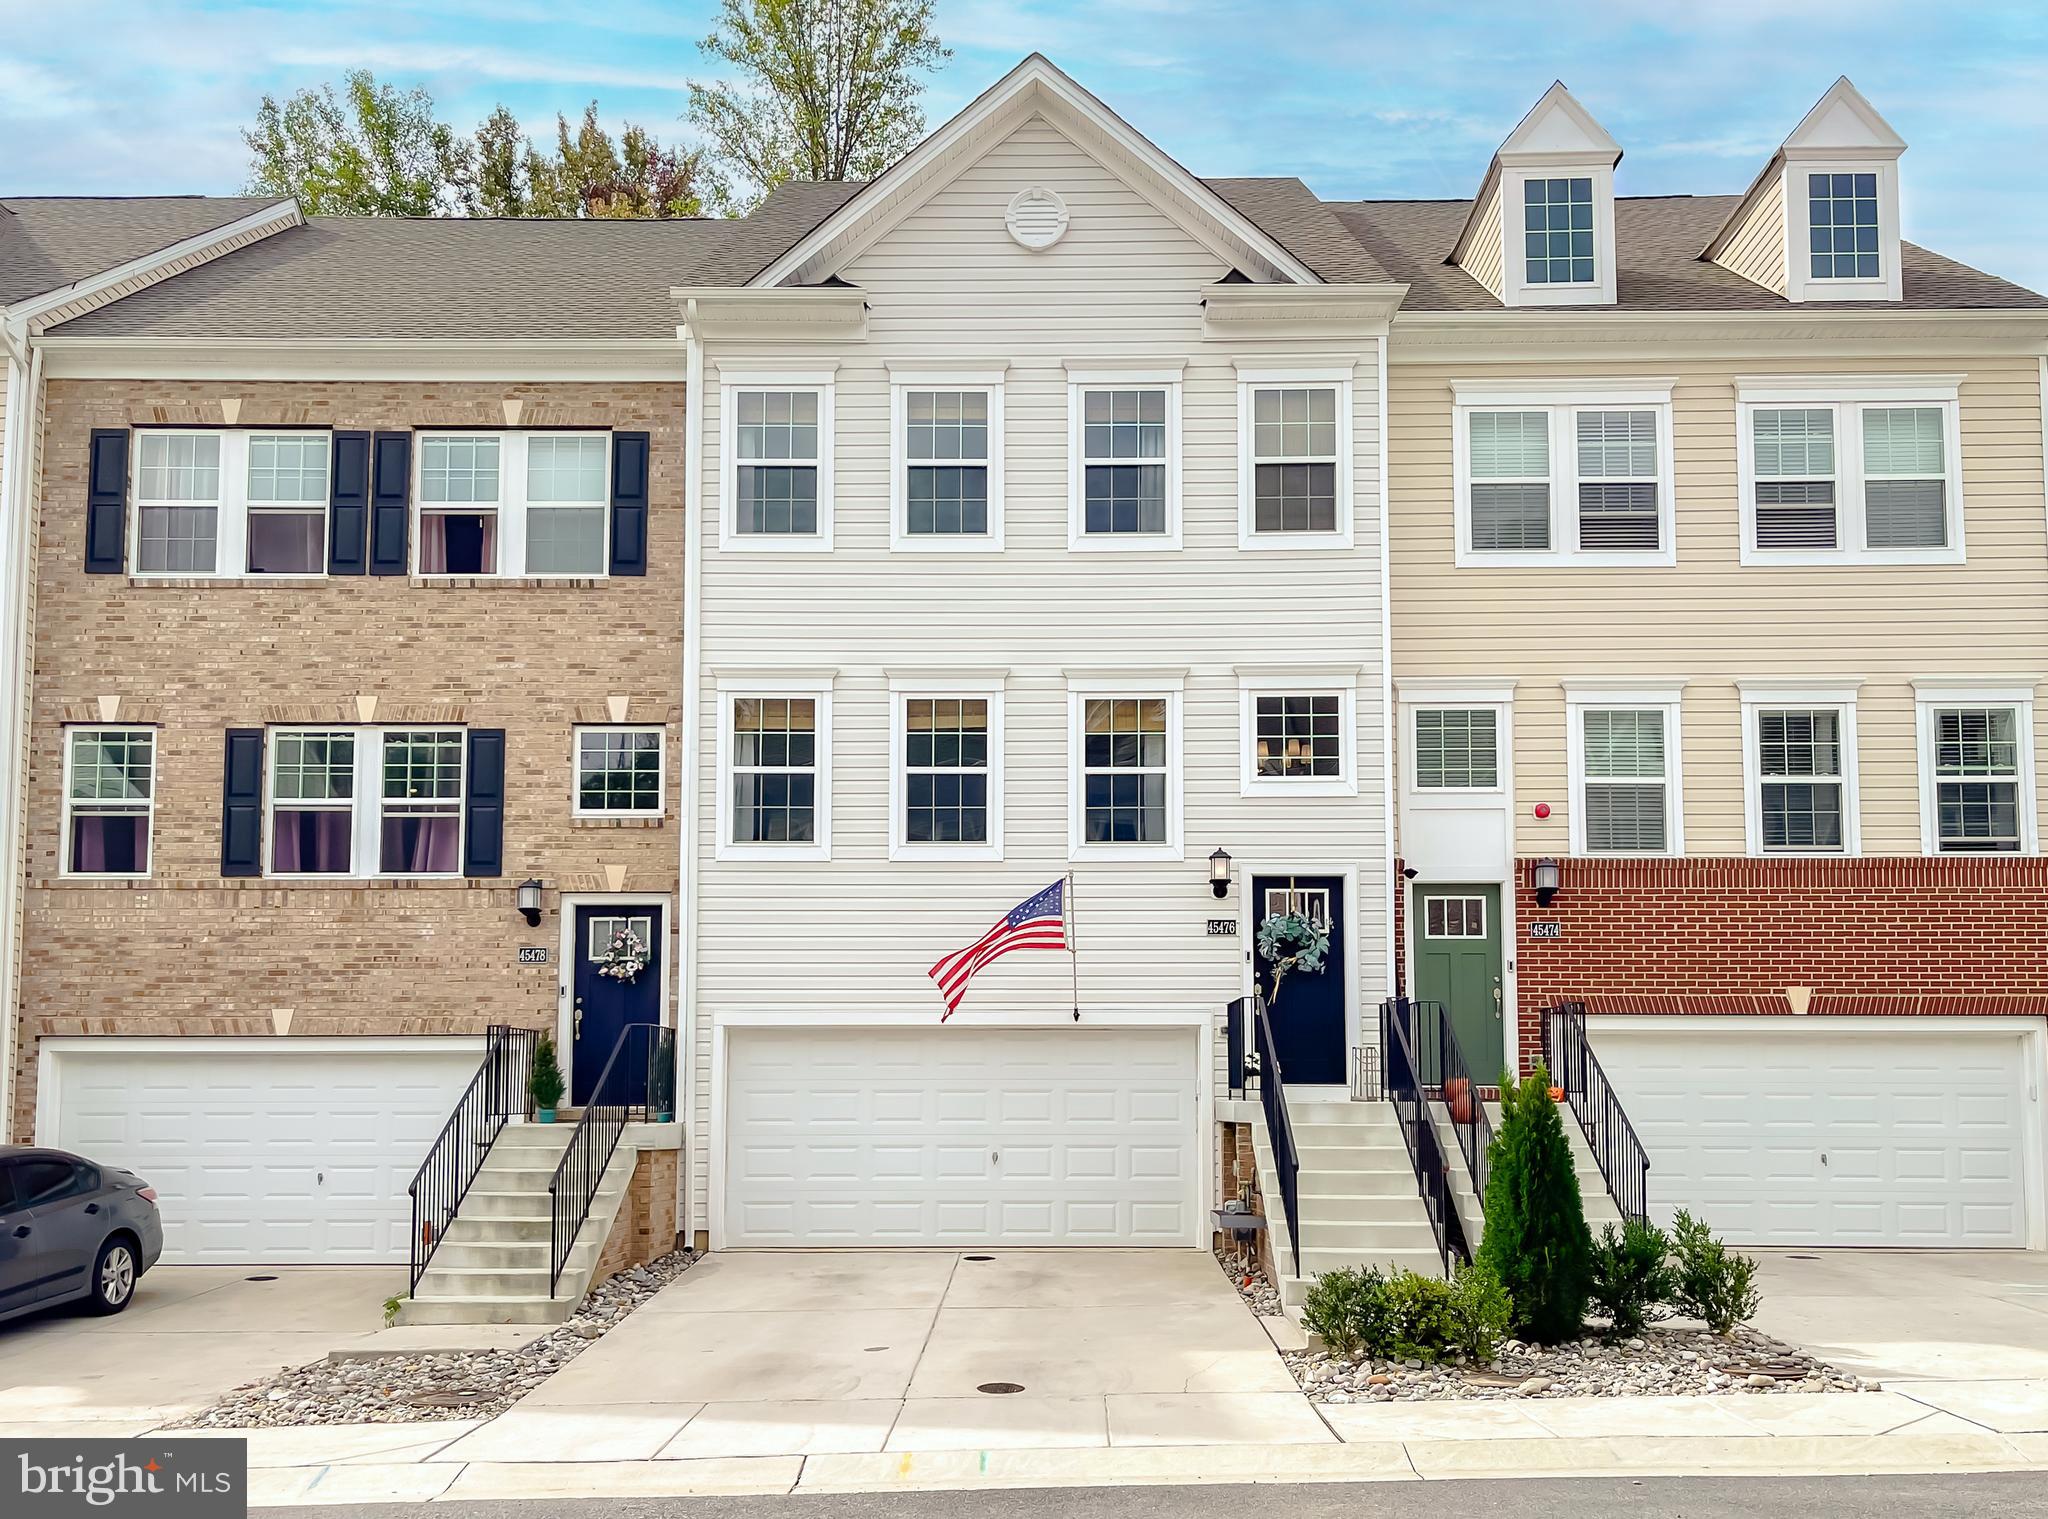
[{"x1": 1006, "y1": 186, "x2": 1069, "y2": 250}]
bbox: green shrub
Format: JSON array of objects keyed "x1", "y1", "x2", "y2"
[
  {"x1": 529, "y1": 1033, "x2": 565, "y2": 1111},
  {"x1": 1588, "y1": 1218, "x2": 1673, "y2": 1337},
  {"x1": 1668, "y1": 1210, "x2": 1761, "y2": 1333},
  {"x1": 1380, "y1": 1269, "x2": 1461, "y2": 1362},
  {"x1": 1446, "y1": 1261, "x2": 1513, "y2": 1364},
  {"x1": 1300, "y1": 1266, "x2": 1385, "y2": 1356},
  {"x1": 1300, "y1": 1264, "x2": 1512, "y2": 1365},
  {"x1": 1476, "y1": 1062, "x2": 1594, "y2": 1344}
]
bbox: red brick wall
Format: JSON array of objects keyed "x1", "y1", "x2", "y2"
[{"x1": 1508, "y1": 855, "x2": 2048, "y2": 1068}]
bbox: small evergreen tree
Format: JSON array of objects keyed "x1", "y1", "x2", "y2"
[
  {"x1": 1477, "y1": 1061, "x2": 1593, "y2": 1344},
  {"x1": 529, "y1": 1033, "x2": 565, "y2": 1112}
]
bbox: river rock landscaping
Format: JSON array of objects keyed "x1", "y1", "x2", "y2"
[{"x1": 167, "y1": 1249, "x2": 699, "y2": 1428}]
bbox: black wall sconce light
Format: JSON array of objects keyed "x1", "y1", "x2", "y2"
[
  {"x1": 517, "y1": 878, "x2": 544, "y2": 927},
  {"x1": 1532, "y1": 858, "x2": 1561, "y2": 908},
  {"x1": 1208, "y1": 848, "x2": 1233, "y2": 898}
]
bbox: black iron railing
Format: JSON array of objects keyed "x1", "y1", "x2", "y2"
[
  {"x1": 1233, "y1": 996, "x2": 1301, "y2": 1278},
  {"x1": 1543, "y1": 1001, "x2": 1649, "y2": 1223},
  {"x1": 1379, "y1": 997, "x2": 1469, "y2": 1272},
  {"x1": 408, "y1": 1024, "x2": 536, "y2": 1294},
  {"x1": 1226, "y1": 994, "x2": 1249, "y2": 1097},
  {"x1": 1426, "y1": 1000, "x2": 1496, "y2": 1214},
  {"x1": 549, "y1": 1021, "x2": 676, "y2": 1293}
]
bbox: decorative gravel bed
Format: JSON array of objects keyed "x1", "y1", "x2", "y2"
[
  {"x1": 168, "y1": 1249, "x2": 700, "y2": 1428},
  {"x1": 1218, "y1": 1252, "x2": 1877, "y2": 1403}
]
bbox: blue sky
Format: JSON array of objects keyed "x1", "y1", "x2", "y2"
[{"x1": 4, "y1": 0, "x2": 2045, "y2": 288}]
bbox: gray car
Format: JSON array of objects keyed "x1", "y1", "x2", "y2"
[{"x1": 0, "y1": 1146, "x2": 164, "y2": 1323}]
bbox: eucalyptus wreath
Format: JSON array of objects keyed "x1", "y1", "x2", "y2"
[{"x1": 1256, "y1": 911, "x2": 1330, "y2": 1009}]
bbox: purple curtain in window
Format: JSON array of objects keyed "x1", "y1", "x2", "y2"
[
  {"x1": 381, "y1": 815, "x2": 458, "y2": 873},
  {"x1": 247, "y1": 513, "x2": 326, "y2": 575},
  {"x1": 418, "y1": 514, "x2": 497, "y2": 575},
  {"x1": 271, "y1": 810, "x2": 352, "y2": 873},
  {"x1": 71, "y1": 816, "x2": 142, "y2": 874}
]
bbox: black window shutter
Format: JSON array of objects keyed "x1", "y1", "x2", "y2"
[
  {"x1": 221, "y1": 728, "x2": 266, "y2": 877},
  {"x1": 327, "y1": 430, "x2": 371, "y2": 574},
  {"x1": 369, "y1": 430, "x2": 412, "y2": 575},
  {"x1": 463, "y1": 728, "x2": 506, "y2": 878},
  {"x1": 609, "y1": 430, "x2": 651, "y2": 576},
  {"x1": 85, "y1": 428, "x2": 130, "y2": 574}
]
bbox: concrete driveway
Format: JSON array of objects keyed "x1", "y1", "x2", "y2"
[
  {"x1": 0, "y1": 1265, "x2": 397, "y2": 1430},
  {"x1": 434, "y1": 1249, "x2": 1319, "y2": 1463}
]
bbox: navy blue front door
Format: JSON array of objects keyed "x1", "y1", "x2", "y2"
[
  {"x1": 1253, "y1": 875, "x2": 1347, "y2": 1086},
  {"x1": 572, "y1": 905, "x2": 663, "y2": 1107}
]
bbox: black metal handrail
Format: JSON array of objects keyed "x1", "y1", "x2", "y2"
[
  {"x1": 1225, "y1": 994, "x2": 1249, "y2": 1098},
  {"x1": 548, "y1": 1021, "x2": 676, "y2": 1293},
  {"x1": 1380, "y1": 997, "x2": 1469, "y2": 1272},
  {"x1": 1236, "y1": 996, "x2": 1301, "y2": 1278},
  {"x1": 1426, "y1": 1000, "x2": 1496, "y2": 1214},
  {"x1": 407, "y1": 1024, "x2": 536, "y2": 1294},
  {"x1": 1543, "y1": 1001, "x2": 1650, "y2": 1223}
]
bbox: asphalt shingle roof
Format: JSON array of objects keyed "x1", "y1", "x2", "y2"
[{"x1": 0, "y1": 195, "x2": 282, "y2": 307}]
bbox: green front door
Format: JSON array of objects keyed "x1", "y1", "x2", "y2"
[{"x1": 1411, "y1": 885, "x2": 1504, "y2": 1080}]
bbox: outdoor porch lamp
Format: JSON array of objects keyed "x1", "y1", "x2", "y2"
[
  {"x1": 1533, "y1": 858, "x2": 1560, "y2": 909},
  {"x1": 1208, "y1": 848, "x2": 1233, "y2": 898},
  {"x1": 517, "y1": 878, "x2": 544, "y2": 927}
]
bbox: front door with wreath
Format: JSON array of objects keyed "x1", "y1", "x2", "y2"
[
  {"x1": 1251, "y1": 874, "x2": 1346, "y2": 1086},
  {"x1": 571, "y1": 904, "x2": 663, "y2": 1106}
]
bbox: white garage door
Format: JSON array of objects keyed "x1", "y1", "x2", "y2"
[
  {"x1": 45, "y1": 1039, "x2": 483, "y2": 1264},
  {"x1": 1591, "y1": 1019, "x2": 2036, "y2": 1247},
  {"x1": 724, "y1": 1026, "x2": 1199, "y2": 1246}
]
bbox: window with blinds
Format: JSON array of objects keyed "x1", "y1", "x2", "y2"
[
  {"x1": 1575, "y1": 410, "x2": 1659, "y2": 551},
  {"x1": 1744, "y1": 396, "x2": 1958, "y2": 558},
  {"x1": 1862, "y1": 407, "x2": 1947, "y2": 549},
  {"x1": 1757, "y1": 708, "x2": 1845, "y2": 851},
  {"x1": 1414, "y1": 708, "x2": 1499, "y2": 789},
  {"x1": 1469, "y1": 411, "x2": 1551, "y2": 550},
  {"x1": 1933, "y1": 706, "x2": 2022, "y2": 853},
  {"x1": 1581, "y1": 708, "x2": 1669, "y2": 852},
  {"x1": 1752, "y1": 408, "x2": 1837, "y2": 549}
]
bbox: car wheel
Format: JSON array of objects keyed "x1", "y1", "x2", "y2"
[{"x1": 86, "y1": 1237, "x2": 138, "y2": 1315}]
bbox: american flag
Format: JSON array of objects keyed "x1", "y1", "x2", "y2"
[{"x1": 929, "y1": 879, "x2": 1068, "y2": 1020}]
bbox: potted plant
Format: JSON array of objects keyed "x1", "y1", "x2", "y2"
[{"x1": 530, "y1": 1033, "x2": 565, "y2": 1123}]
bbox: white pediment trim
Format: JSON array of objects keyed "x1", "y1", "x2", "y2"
[
  {"x1": 1783, "y1": 77, "x2": 1906, "y2": 156},
  {"x1": 747, "y1": 53, "x2": 1322, "y2": 290},
  {"x1": 1497, "y1": 81, "x2": 1623, "y2": 164}
]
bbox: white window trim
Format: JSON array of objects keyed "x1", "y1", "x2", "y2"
[
  {"x1": 60, "y1": 726, "x2": 156, "y2": 879},
  {"x1": 1418, "y1": 891, "x2": 1489, "y2": 939},
  {"x1": 1451, "y1": 380, "x2": 1676, "y2": 568},
  {"x1": 888, "y1": 369, "x2": 1006, "y2": 553},
  {"x1": 262, "y1": 725, "x2": 468, "y2": 881},
  {"x1": 888, "y1": 681, "x2": 1005, "y2": 861},
  {"x1": 1067, "y1": 676, "x2": 1184, "y2": 862},
  {"x1": 717, "y1": 370, "x2": 837, "y2": 554},
  {"x1": 1237, "y1": 672, "x2": 1358, "y2": 798},
  {"x1": 1737, "y1": 679, "x2": 1864, "y2": 857},
  {"x1": 411, "y1": 429, "x2": 611, "y2": 579},
  {"x1": 1236, "y1": 365, "x2": 1355, "y2": 551},
  {"x1": 1735, "y1": 376, "x2": 1965, "y2": 566},
  {"x1": 1912, "y1": 679, "x2": 2039, "y2": 857},
  {"x1": 1403, "y1": 701, "x2": 1510, "y2": 803},
  {"x1": 1563, "y1": 679, "x2": 1688, "y2": 857},
  {"x1": 129, "y1": 428, "x2": 331, "y2": 580},
  {"x1": 571, "y1": 724, "x2": 667, "y2": 819},
  {"x1": 1502, "y1": 163, "x2": 1619, "y2": 309},
  {"x1": 1066, "y1": 367, "x2": 1183, "y2": 552},
  {"x1": 1783, "y1": 159, "x2": 1903, "y2": 305},
  {"x1": 715, "y1": 678, "x2": 834, "y2": 862}
]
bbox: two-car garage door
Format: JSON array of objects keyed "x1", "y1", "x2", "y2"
[
  {"x1": 723, "y1": 1026, "x2": 1200, "y2": 1247},
  {"x1": 1590, "y1": 1019, "x2": 2039, "y2": 1248},
  {"x1": 44, "y1": 1039, "x2": 482, "y2": 1264}
]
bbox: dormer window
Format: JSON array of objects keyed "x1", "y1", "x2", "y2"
[
  {"x1": 1451, "y1": 83, "x2": 1622, "y2": 309},
  {"x1": 1525, "y1": 176, "x2": 1596, "y2": 286},
  {"x1": 1807, "y1": 171, "x2": 1880, "y2": 281}
]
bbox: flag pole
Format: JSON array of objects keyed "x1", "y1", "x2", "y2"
[{"x1": 1067, "y1": 870, "x2": 1080, "y2": 1023}]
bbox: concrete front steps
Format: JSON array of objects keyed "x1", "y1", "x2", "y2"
[
  {"x1": 395, "y1": 1121, "x2": 669, "y2": 1327},
  {"x1": 1442, "y1": 1099, "x2": 1627, "y2": 1255},
  {"x1": 1248, "y1": 1097, "x2": 1447, "y2": 1310}
]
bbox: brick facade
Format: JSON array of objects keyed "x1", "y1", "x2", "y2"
[
  {"x1": 12, "y1": 379, "x2": 684, "y2": 1139},
  {"x1": 590, "y1": 1144, "x2": 681, "y2": 1288},
  {"x1": 1507, "y1": 854, "x2": 2048, "y2": 1068}
]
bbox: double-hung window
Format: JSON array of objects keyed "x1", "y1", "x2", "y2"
[
  {"x1": 892, "y1": 686, "x2": 1003, "y2": 858},
  {"x1": 723, "y1": 378, "x2": 832, "y2": 549},
  {"x1": 892, "y1": 376, "x2": 1002, "y2": 548},
  {"x1": 133, "y1": 429, "x2": 330, "y2": 577},
  {"x1": 1739, "y1": 380, "x2": 1962, "y2": 563},
  {"x1": 1069, "y1": 372, "x2": 1180, "y2": 548},
  {"x1": 62, "y1": 727, "x2": 155, "y2": 877},
  {"x1": 1808, "y1": 171, "x2": 1880, "y2": 282},
  {"x1": 1455, "y1": 385, "x2": 1674, "y2": 564},
  {"x1": 574, "y1": 727, "x2": 664, "y2": 817},
  {"x1": 1740, "y1": 683, "x2": 1861, "y2": 855},
  {"x1": 1414, "y1": 708, "x2": 1499, "y2": 790},
  {"x1": 416, "y1": 431, "x2": 607, "y2": 577},
  {"x1": 1239, "y1": 370, "x2": 1351, "y2": 547},
  {"x1": 1566, "y1": 682, "x2": 1684, "y2": 855},
  {"x1": 1239, "y1": 674, "x2": 1356, "y2": 797},
  {"x1": 265, "y1": 727, "x2": 464, "y2": 877},
  {"x1": 720, "y1": 684, "x2": 831, "y2": 859},
  {"x1": 1916, "y1": 684, "x2": 2036, "y2": 854},
  {"x1": 1069, "y1": 682, "x2": 1181, "y2": 859}
]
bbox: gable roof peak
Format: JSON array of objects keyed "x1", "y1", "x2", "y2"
[
  {"x1": 1496, "y1": 81, "x2": 1623, "y2": 165},
  {"x1": 1782, "y1": 75, "x2": 1906, "y2": 155}
]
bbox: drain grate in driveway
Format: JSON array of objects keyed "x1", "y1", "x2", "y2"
[{"x1": 976, "y1": 1382, "x2": 1025, "y2": 1395}]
